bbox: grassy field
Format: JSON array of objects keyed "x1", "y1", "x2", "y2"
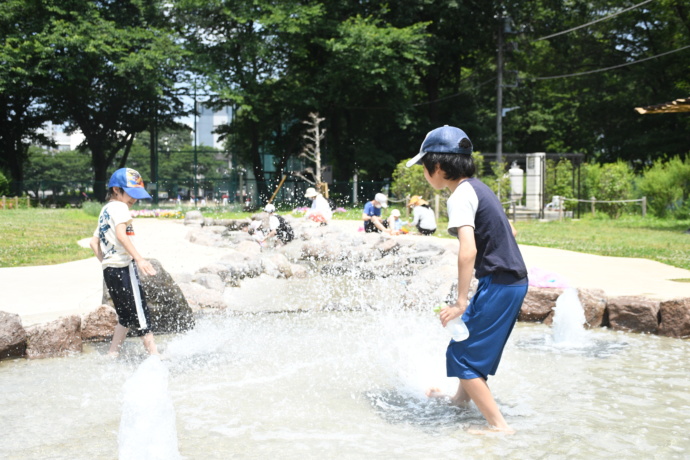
[
  {"x1": 0, "y1": 208, "x2": 97, "y2": 267},
  {"x1": 1, "y1": 208, "x2": 689, "y2": 270}
]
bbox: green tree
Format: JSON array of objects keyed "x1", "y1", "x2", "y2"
[
  {"x1": 636, "y1": 156, "x2": 690, "y2": 218},
  {"x1": 584, "y1": 161, "x2": 634, "y2": 218},
  {"x1": 0, "y1": 0, "x2": 56, "y2": 194},
  {"x1": 40, "y1": 0, "x2": 189, "y2": 201},
  {"x1": 545, "y1": 159, "x2": 574, "y2": 209}
]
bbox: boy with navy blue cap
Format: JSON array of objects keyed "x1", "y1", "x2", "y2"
[
  {"x1": 409, "y1": 126, "x2": 528, "y2": 434},
  {"x1": 89, "y1": 168, "x2": 160, "y2": 358}
]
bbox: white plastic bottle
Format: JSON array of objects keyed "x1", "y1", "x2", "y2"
[
  {"x1": 446, "y1": 316, "x2": 470, "y2": 341},
  {"x1": 433, "y1": 303, "x2": 470, "y2": 341}
]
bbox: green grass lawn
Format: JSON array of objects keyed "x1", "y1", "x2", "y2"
[
  {"x1": 513, "y1": 215, "x2": 690, "y2": 271},
  {"x1": 0, "y1": 208, "x2": 97, "y2": 267},
  {"x1": 1, "y1": 208, "x2": 689, "y2": 271}
]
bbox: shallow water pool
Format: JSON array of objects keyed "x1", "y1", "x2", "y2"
[{"x1": 1, "y1": 301, "x2": 689, "y2": 459}]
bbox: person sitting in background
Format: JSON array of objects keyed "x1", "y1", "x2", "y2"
[
  {"x1": 387, "y1": 209, "x2": 406, "y2": 235},
  {"x1": 304, "y1": 187, "x2": 333, "y2": 224},
  {"x1": 408, "y1": 195, "x2": 437, "y2": 235},
  {"x1": 362, "y1": 192, "x2": 389, "y2": 233},
  {"x1": 263, "y1": 203, "x2": 294, "y2": 245}
]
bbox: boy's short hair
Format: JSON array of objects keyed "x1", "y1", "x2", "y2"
[
  {"x1": 421, "y1": 152, "x2": 476, "y2": 181},
  {"x1": 105, "y1": 187, "x2": 118, "y2": 201}
]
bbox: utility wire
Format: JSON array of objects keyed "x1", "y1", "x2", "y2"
[
  {"x1": 533, "y1": 0, "x2": 654, "y2": 41},
  {"x1": 528, "y1": 44, "x2": 690, "y2": 80}
]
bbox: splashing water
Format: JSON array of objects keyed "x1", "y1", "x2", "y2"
[
  {"x1": 119, "y1": 356, "x2": 181, "y2": 460},
  {"x1": 551, "y1": 288, "x2": 587, "y2": 346}
]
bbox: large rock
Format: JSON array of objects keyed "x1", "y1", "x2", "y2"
[
  {"x1": 0, "y1": 311, "x2": 27, "y2": 360},
  {"x1": 81, "y1": 305, "x2": 118, "y2": 341},
  {"x1": 140, "y1": 259, "x2": 195, "y2": 333},
  {"x1": 184, "y1": 210, "x2": 204, "y2": 226},
  {"x1": 26, "y1": 315, "x2": 82, "y2": 359},
  {"x1": 218, "y1": 251, "x2": 264, "y2": 280},
  {"x1": 520, "y1": 286, "x2": 563, "y2": 322},
  {"x1": 578, "y1": 288, "x2": 608, "y2": 328},
  {"x1": 179, "y1": 283, "x2": 227, "y2": 310},
  {"x1": 658, "y1": 297, "x2": 690, "y2": 338},
  {"x1": 607, "y1": 296, "x2": 661, "y2": 334},
  {"x1": 192, "y1": 273, "x2": 226, "y2": 292}
]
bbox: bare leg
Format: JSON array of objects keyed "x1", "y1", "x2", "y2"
[
  {"x1": 141, "y1": 332, "x2": 159, "y2": 355},
  {"x1": 108, "y1": 324, "x2": 129, "y2": 357},
  {"x1": 425, "y1": 380, "x2": 471, "y2": 407},
  {"x1": 460, "y1": 377, "x2": 515, "y2": 434}
]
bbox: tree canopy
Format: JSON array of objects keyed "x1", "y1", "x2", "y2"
[{"x1": 1, "y1": 0, "x2": 689, "y2": 199}]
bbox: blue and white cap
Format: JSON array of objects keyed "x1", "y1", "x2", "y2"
[
  {"x1": 108, "y1": 168, "x2": 152, "y2": 200},
  {"x1": 406, "y1": 125, "x2": 473, "y2": 167}
]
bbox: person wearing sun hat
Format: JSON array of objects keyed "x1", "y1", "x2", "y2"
[
  {"x1": 304, "y1": 187, "x2": 333, "y2": 224},
  {"x1": 407, "y1": 195, "x2": 437, "y2": 235},
  {"x1": 89, "y1": 168, "x2": 159, "y2": 358},
  {"x1": 409, "y1": 126, "x2": 528, "y2": 435},
  {"x1": 361, "y1": 192, "x2": 389, "y2": 233}
]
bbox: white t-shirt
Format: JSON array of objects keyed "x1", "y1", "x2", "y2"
[
  {"x1": 93, "y1": 201, "x2": 134, "y2": 268},
  {"x1": 411, "y1": 205, "x2": 437, "y2": 230},
  {"x1": 446, "y1": 180, "x2": 478, "y2": 237},
  {"x1": 309, "y1": 194, "x2": 333, "y2": 221},
  {"x1": 268, "y1": 215, "x2": 280, "y2": 230}
]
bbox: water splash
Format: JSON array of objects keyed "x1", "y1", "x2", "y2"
[
  {"x1": 119, "y1": 356, "x2": 181, "y2": 460},
  {"x1": 552, "y1": 288, "x2": 587, "y2": 346}
]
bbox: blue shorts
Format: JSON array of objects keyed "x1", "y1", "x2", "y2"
[{"x1": 446, "y1": 273, "x2": 528, "y2": 380}]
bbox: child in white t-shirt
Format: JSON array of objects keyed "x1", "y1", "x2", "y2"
[{"x1": 89, "y1": 168, "x2": 159, "y2": 358}]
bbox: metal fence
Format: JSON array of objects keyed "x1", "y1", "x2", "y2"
[{"x1": 13, "y1": 177, "x2": 392, "y2": 209}]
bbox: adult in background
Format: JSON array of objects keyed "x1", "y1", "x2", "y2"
[
  {"x1": 263, "y1": 203, "x2": 294, "y2": 245},
  {"x1": 304, "y1": 187, "x2": 333, "y2": 224},
  {"x1": 362, "y1": 192, "x2": 389, "y2": 233},
  {"x1": 408, "y1": 195, "x2": 437, "y2": 235}
]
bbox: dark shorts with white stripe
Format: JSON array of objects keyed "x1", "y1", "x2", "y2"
[{"x1": 103, "y1": 262, "x2": 152, "y2": 336}]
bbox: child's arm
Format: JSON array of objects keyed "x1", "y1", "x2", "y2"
[
  {"x1": 440, "y1": 225, "x2": 477, "y2": 327},
  {"x1": 114, "y1": 223, "x2": 157, "y2": 276},
  {"x1": 89, "y1": 236, "x2": 104, "y2": 262}
]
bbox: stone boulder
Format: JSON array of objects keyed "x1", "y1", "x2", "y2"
[
  {"x1": 26, "y1": 315, "x2": 82, "y2": 359},
  {"x1": 578, "y1": 288, "x2": 608, "y2": 328},
  {"x1": 607, "y1": 296, "x2": 661, "y2": 334},
  {"x1": 140, "y1": 259, "x2": 195, "y2": 333},
  {"x1": 179, "y1": 283, "x2": 227, "y2": 310},
  {"x1": 81, "y1": 305, "x2": 118, "y2": 341},
  {"x1": 197, "y1": 263, "x2": 231, "y2": 282},
  {"x1": 186, "y1": 228, "x2": 224, "y2": 247},
  {"x1": 0, "y1": 311, "x2": 27, "y2": 360},
  {"x1": 301, "y1": 240, "x2": 343, "y2": 261},
  {"x1": 262, "y1": 253, "x2": 293, "y2": 278},
  {"x1": 184, "y1": 210, "x2": 204, "y2": 226},
  {"x1": 375, "y1": 238, "x2": 400, "y2": 257},
  {"x1": 520, "y1": 287, "x2": 563, "y2": 322},
  {"x1": 658, "y1": 298, "x2": 690, "y2": 338},
  {"x1": 192, "y1": 273, "x2": 226, "y2": 292},
  {"x1": 218, "y1": 251, "x2": 264, "y2": 280}
]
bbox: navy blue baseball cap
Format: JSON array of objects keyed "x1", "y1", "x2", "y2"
[
  {"x1": 406, "y1": 125, "x2": 473, "y2": 167},
  {"x1": 108, "y1": 168, "x2": 152, "y2": 199}
]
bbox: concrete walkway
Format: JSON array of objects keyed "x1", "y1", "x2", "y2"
[{"x1": 1, "y1": 218, "x2": 688, "y2": 326}]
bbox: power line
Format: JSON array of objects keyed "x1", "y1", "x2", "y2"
[
  {"x1": 529, "y1": 43, "x2": 690, "y2": 80},
  {"x1": 533, "y1": 0, "x2": 654, "y2": 42}
]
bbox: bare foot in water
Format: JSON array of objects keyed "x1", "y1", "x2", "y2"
[
  {"x1": 425, "y1": 387, "x2": 447, "y2": 399},
  {"x1": 466, "y1": 424, "x2": 516, "y2": 435}
]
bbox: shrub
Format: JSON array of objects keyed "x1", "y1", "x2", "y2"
[
  {"x1": 583, "y1": 161, "x2": 634, "y2": 218},
  {"x1": 0, "y1": 171, "x2": 9, "y2": 196},
  {"x1": 636, "y1": 156, "x2": 690, "y2": 218},
  {"x1": 545, "y1": 159, "x2": 574, "y2": 209}
]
